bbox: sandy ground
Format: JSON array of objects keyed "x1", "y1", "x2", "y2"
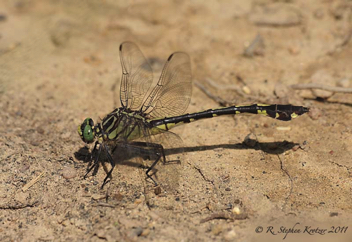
[{"x1": 1, "y1": 0, "x2": 352, "y2": 241}]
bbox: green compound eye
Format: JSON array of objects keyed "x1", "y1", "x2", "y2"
[
  {"x1": 79, "y1": 118, "x2": 95, "y2": 143},
  {"x1": 83, "y1": 124, "x2": 94, "y2": 142}
]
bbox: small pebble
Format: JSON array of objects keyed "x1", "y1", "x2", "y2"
[
  {"x1": 128, "y1": 227, "x2": 143, "y2": 238},
  {"x1": 95, "y1": 230, "x2": 107, "y2": 239},
  {"x1": 62, "y1": 167, "x2": 76, "y2": 179},
  {"x1": 113, "y1": 193, "x2": 124, "y2": 201},
  {"x1": 91, "y1": 194, "x2": 105, "y2": 200},
  {"x1": 243, "y1": 133, "x2": 257, "y2": 147},
  {"x1": 223, "y1": 229, "x2": 237, "y2": 241},
  {"x1": 36, "y1": 127, "x2": 45, "y2": 134},
  {"x1": 141, "y1": 228, "x2": 150, "y2": 237},
  {"x1": 242, "y1": 86, "x2": 251, "y2": 94},
  {"x1": 308, "y1": 107, "x2": 321, "y2": 120},
  {"x1": 232, "y1": 206, "x2": 241, "y2": 215},
  {"x1": 154, "y1": 186, "x2": 162, "y2": 195},
  {"x1": 30, "y1": 140, "x2": 40, "y2": 146}
]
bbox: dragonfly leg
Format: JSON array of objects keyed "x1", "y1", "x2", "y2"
[
  {"x1": 84, "y1": 141, "x2": 101, "y2": 179},
  {"x1": 129, "y1": 141, "x2": 166, "y2": 186},
  {"x1": 101, "y1": 143, "x2": 115, "y2": 189}
]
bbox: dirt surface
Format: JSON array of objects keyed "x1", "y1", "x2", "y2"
[{"x1": 1, "y1": 0, "x2": 352, "y2": 241}]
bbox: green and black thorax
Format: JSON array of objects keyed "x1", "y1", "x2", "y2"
[{"x1": 78, "y1": 107, "x2": 151, "y2": 144}]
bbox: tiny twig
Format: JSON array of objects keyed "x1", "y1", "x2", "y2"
[
  {"x1": 200, "y1": 212, "x2": 248, "y2": 223},
  {"x1": 22, "y1": 171, "x2": 45, "y2": 192},
  {"x1": 205, "y1": 78, "x2": 243, "y2": 93},
  {"x1": 290, "y1": 83, "x2": 352, "y2": 93},
  {"x1": 0, "y1": 201, "x2": 39, "y2": 210},
  {"x1": 244, "y1": 34, "x2": 265, "y2": 57},
  {"x1": 194, "y1": 81, "x2": 229, "y2": 106},
  {"x1": 195, "y1": 78, "x2": 258, "y2": 107},
  {"x1": 204, "y1": 78, "x2": 260, "y2": 100},
  {"x1": 93, "y1": 202, "x2": 116, "y2": 208},
  {"x1": 193, "y1": 165, "x2": 214, "y2": 185}
]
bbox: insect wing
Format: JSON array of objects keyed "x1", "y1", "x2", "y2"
[
  {"x1": 141, "y1": 52, "x2": 192, "y2": 118},
  {"x1": 119, "y1": 42, "x2": 153, "y2": 110}
]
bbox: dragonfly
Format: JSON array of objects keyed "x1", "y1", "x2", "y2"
[{"x1": 78, "y1": 41, "x2": 309, "y2": 188}]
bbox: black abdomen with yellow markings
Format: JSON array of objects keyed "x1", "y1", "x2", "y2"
[
  {"x1": 149, "y1": 104, "x2": 309, "y2": 132},
  {"x1": 78, "y1": 42, "x2": 310, "y2": 188}
]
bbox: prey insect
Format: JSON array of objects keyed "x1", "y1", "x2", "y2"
[{"x1": 78, "y1": 42, "x2": 309, "y2": 188}]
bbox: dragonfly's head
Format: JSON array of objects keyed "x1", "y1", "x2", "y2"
[{"x1": 78, "y1": 118, "x2": 96, "y2": 144}]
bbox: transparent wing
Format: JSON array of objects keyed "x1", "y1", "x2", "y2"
[
  {"x1": 135, "y1": 125, "x2": 183, "y2": 193},
  {"x1": 119, "y1": 42, "x2": 153, "y2": 110},
  {"x1": 141, "y1": 52, "x2": 192, "y2": 118}
]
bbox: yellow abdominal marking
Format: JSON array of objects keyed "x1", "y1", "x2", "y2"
[
  {"x1": 291, "y1": 112, "x2": 298, "y2": 119},
  {"x1": 257, "y1": 110, "x2": 268, "y2": 115}
]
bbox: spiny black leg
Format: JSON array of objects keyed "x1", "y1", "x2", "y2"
[
  {"x1": 146, "y1": 156, "x2": 160, "y2": 186},
  {"x1": 84, "y1": 141, "x2": 101, "y2": 179},
  {"x1": 101, "y1": 144, "x2": 115, "y2": 189}
]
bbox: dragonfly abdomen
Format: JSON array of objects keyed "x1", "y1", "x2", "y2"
[{"x1": 149, "y1": 104, "x2": 309, "y2": 131}]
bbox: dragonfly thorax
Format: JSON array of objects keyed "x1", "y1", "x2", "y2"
[{"x1": 99, "y1": 108, "x2": 149, "y2": 142}]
